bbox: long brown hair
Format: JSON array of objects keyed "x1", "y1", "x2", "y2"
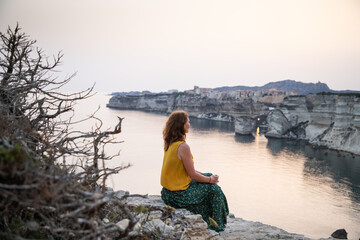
[{"x1": 163, "y1": 110, "x2": 188, "y2": 151}]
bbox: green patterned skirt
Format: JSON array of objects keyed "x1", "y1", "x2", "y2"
[{"x1": 161, "y1": 173, "x2": 229, "y2": 232}]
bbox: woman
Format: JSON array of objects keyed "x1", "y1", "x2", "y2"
[{"x1": 160, "y1": 110, "x2": 229, "y2": 232}]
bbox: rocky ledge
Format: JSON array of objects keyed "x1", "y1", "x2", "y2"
[{"x1": 115, "y1": 191, "x2": 339, "y2": 240}]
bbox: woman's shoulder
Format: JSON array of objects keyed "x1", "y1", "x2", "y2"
[
  {"x1": 168, "y1": 140, "x2": 185, "y2": 150},
  {"x1": 178, "y1": 141, "x2": 190, "y2": 151}
]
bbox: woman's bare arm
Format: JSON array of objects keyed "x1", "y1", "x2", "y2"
[{"x1": 178, "y1": 142, "x2": 218, "y2": 184}]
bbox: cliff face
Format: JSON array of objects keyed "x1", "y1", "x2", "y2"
[
  {"x1": 266, "y1": 93, "x2": 360, "y2": 155},
  {"x1": 108, "y1": 94, "x2": 172, "y2": 112},
  {"x1": 107, "y1": 92, "x2": 272, "y2": 121},
  {"x1": 107, "y1": 92, "x2": 360, "y2": 155}
]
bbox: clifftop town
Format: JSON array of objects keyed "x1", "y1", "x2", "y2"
[
  {"x1": 214, "y1": 79, "x2": 331, "y2": 95},
  {"x1": 107, "y1": 85, "x2": 293, "y2": 122},
  {"x1": 107, "y1": 81, "x2": 360, "y2": 155},
  {"x1": 112, "y1": 79, "x2": 360, "y2": 97}
]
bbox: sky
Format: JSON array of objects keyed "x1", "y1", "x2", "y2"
[{"x1": 0, "y1": 0, "x2": 359, "y2": 93}]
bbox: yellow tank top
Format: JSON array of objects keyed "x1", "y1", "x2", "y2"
[{"x1": 161, "y1": 141, "x2": 192, "y2": 191}]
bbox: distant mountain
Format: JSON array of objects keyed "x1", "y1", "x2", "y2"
[
  {"x1": 112, "y1": 80, "x2": 360, "y2": 96},
  {"x1": 214, "y1": 80, "x2": 333, "y2": 95}
]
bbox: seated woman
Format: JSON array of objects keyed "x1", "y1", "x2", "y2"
[{"x1": 160, "y1": 110, "x2": 229, "y2": 232}]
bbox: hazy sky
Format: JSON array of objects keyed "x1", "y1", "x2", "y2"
[{"x1": 1, "y1": 0, "x2": 359, "y2": 93}]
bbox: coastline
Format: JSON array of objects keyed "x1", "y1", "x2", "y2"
[{"x1": 107, "y1": 91, "x2": 360, "y2": 157}]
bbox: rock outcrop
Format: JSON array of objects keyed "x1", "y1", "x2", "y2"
[
  {"x1": 235, "y1": 116, "x2": 256, "y2": 135},
  {"x1": 266, "y1": 93, "x2": 360, "y2": 155},
  {"x1": 117, "y1": 191, "x2": 335, "y2": 240},
  {"x1": 331, "y1": 229, "x2": 348, "y2": 239},
  {"x1": 265, "y1": 109, "x2": 292, "y2": 138}
]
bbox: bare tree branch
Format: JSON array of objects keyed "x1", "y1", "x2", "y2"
[{"x1": 0, "y1": 24, "x2": 154, "y2": 239}]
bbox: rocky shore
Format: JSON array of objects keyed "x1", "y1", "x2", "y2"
[{"x1": 116, "y1": 191, "x2": 342, "y2": 240}]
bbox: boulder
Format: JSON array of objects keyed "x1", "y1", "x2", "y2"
[
  {"x1": 235, "y1": 116, "x2": 256, "y2": 135},
  {"x1": 265, "y1": 109, "x2": 291, "y2": 138},
  {"x1": 116, "y1": 219, "x2": 130, "y2": 232},
  {"x1": 331, "y1": 228, "x2": 347, "y2": 239}
]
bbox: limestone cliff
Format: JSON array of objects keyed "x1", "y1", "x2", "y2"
[
  {"x1": 265, "y1": 93, "x2": 360, "y2": 155},
  {"x1": 107, "y1": 91, "x2": 360, "y2": 155},
  {"x1": 107, "y1": 92, "x2": 274, "y2": 121}
]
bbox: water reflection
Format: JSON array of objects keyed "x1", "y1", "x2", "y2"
[
  {"x1": 266, "y1": 138, "x2": 360, "y2": 204},
  {"x1": 234, "y1": 134, "x2": 255, "y2": 143},
  {"x1": 266, "y1": 137, "x2": 306, "y2": 156},
  {"x1": 189, "y1": 117, "x2": 234, "y2": 133},
  {"x1": 304, "y1": 146, "x2": 360, "y2": 202}
]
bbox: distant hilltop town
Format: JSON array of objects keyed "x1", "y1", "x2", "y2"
[
  {"x1": 107, "y1": 79, "x2": 360, "y2": 155},
  {"x1": 112, "y1": 79, "x2": 359, "y2": 97},
  {"x1": 107, "y1": 80, "x2": 360, "y2": 155},
  {"x1": 183, "y1": 85, "x2": 297, "y2": 104}
]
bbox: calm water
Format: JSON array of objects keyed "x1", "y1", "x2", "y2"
[{"x1": 73, "y1": 94, "x2": 360, "y2": 239}]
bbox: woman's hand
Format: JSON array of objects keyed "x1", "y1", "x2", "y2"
[{"x1": 210, "y1": 174, "x2": 219, "y2": 184}]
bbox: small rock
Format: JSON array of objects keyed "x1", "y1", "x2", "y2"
[
  {"x1": 103, "y1": 218, "x2": 109, "y2": 224},
  {"x1": 26, "y1": 207, "x2": 35, "y2": 212},
  {"x1": 42, "y1": 226, "x2": 51, "y2": 231},
  {"x1": 42, "y1": 206, "x2": 56, "y2": 212},
  {"x1": 175, "y1": 208, "x2": 190, "y2": 217},
  {"x1": 165, "y1": 218, "x2": 172, "y2": 225},
  {"x1": 114, "y1": 190, "x2": 129, "y2": 198},
  {"x1": 143, "y1": 219, "x2": 174, "y2": 234},
  {"x1": 149, "y1": 210, "x2": 163, "y2": 219},
  {"x1": 133, "y1": 221, "x2": 141, "y2": 231},
  {"x1": 191, "y1": 221, "x2": 208, "y2": 231},
  {"x1": 116, "y1": 219, "x2": 130, "y2": 231},
  {"x1": 26, "y1": 221, "x2": 39, "y2": 231},
  {"x1": 331, "y1": 229, "x2": 347, "y2": 239},
  {"x1": 184, "y1": 214, "x2": 203, "y2": 222}
]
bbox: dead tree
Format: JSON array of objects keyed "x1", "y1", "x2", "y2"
[
  {"x1": 0, "y1": 24, "x2": 158, "y2": 239},
  {"x1": 0, "y1": 23, "x2": 124, "y2": 179}
]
